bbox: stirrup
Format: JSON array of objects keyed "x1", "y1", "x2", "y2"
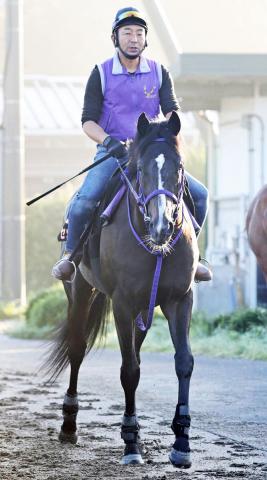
[
  {"x1": 200, "y1": 256, "x2": 210, "y2": 266},
  {"x1": 52, "y1": 258, "x2": 77, "y2": 283},
  {"x1": 65, "y1": 260, "x2": 77, "y2": 284}
]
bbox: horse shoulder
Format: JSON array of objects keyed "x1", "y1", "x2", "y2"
[
  {"x1": 246, "y1": 186, "x2": 265, "y2": 231},
  {"x1": 246, "y1": 186, "x2": 267, "y2": 273},
  {"x1": 258, "y1": 186, "x2": 267, "y2": 235}
]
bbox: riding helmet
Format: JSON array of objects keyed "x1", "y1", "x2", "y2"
[{"x1": 112, "y1": 7, "x2": 148, "y2": 33}]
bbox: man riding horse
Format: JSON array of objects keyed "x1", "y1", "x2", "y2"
[{"x1": 52, "y1": 6, "x2": 212, "y2": 282}]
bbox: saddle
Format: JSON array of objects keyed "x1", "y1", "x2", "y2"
[{"x1": 83, "y1": 168, "x2": 125, "y2": 267}]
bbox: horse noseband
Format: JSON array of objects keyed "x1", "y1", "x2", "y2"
[{"x1": 144, "y1": 189, "x2": 178, "y2": 206}]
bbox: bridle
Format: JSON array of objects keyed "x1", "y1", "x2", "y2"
[
  {"x1": 117, "y1": 137, "x2": 185, "y2": 226},
  {"x1": 115, "y1": 137, "x2": 185, "y2": 332}
]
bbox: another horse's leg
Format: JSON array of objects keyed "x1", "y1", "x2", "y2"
[
  {"x1": 59, "y1": 271, "x2": 93, "y2": 444},
  {"x1": 113, "y1": 298, "x2": 144, "y2": 465},
  {"x1": 161, "y1": 290, "x2": 194, "y2": 468}
]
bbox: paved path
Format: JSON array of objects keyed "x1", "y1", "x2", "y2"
[{"x1": 0, "y1": 333, "x2": 266, "y2": 479}]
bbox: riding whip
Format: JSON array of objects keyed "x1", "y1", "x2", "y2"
[{"x1": 26, "y1": 147, "x2": 124, "y2": 206}]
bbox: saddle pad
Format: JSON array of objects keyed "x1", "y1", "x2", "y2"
[{"x1": 83, "y1": 168, "x2": 124, "y2": 266}]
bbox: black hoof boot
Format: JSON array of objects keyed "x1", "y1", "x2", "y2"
[
  {"x1": 121, "y1": 414, "x2": 144, "y2": 465},
  {"x1": 59, "y1": 392, "x2": 79, "y2": 444},
  {"x1": 169, "y1": 404, "x2": 191, "y2": 469}
]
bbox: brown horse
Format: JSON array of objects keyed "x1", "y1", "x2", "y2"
[
  {"x1": 46, "y1": 111, "x2": 199, "y2": 468},
  {"x1": 246, "y1": 185, "x2": 267, "y2": 281}
]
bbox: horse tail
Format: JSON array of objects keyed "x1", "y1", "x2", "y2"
[
  {"x1": 85, "y1": 290, "x2": 111, "y2": 354},
  {"x1": 43, "y1": 289, "x2": 111, "y2": 382}
]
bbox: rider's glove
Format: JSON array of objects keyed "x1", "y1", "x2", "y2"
[{"x1": 102, "y1": 136, "x2": 127, "y2": 159}]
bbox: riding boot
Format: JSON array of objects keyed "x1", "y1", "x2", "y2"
[{"x1": 52, "y1": 209, "x2": 95, "y2": 282}]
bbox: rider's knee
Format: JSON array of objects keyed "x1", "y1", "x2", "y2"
[
  {"x1": 195, "y1": 185, "x2": 209, "y2": 212},
  {"x1": 69, "y1": 195, "x2": 96, "y2": 221},
  {"x1": 202, "y1": 184, "x2": 209, "y2": 202}
]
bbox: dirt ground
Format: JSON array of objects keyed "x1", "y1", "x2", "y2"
[{"x1": 0, "y1": 331, "x2": 266, "y2": 480}]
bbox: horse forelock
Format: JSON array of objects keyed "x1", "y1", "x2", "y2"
[{"x1": 127, "y1": 120, "x2": 181, "y2": 177}]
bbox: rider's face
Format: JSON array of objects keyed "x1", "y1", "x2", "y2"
[{"x1": 117, "y1": 25, "x2": 146, "y2": 57}]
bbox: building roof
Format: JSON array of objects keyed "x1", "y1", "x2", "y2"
[
  {"x1": 170, "y1": 53, "x2": 267, "y2": 110},
  {"x1": 0, "y1": 75, "x2": 86, "y2": 135}
]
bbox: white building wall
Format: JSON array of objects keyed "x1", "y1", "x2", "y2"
[
  {"x1": 208, "y1": 95, "x2": 267, "y2": 309},
  {"x1": 219, "y1": 96, "x2": 267, "y2": 196},
  {"x1": 219, "y1": 98, "x2": 254, "y2": 197}
]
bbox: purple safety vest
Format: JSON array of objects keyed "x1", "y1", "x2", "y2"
[{"x1": 97, "y1": 52, "x2": 162, "y2": 141}]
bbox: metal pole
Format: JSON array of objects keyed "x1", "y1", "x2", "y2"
[
  {"x1": 250, "y1": 114, "x2": 265, "y2": 186},
  {"x1": 242, "y1": 113, "x2": 265, "y2": 192},
  {"x1": 241, "y1": 114, "x2": 258, "y2": 308},
  {"x1": 0, "y1": 127, "x2": 3, "y2": 299},
  {"x1": 1, "y1": 0, "x2": 26, "y2": 304}
]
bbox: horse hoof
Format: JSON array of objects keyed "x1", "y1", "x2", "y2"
[
  {"x1": 169, "y1": 448, "x2": 191, "y2": 468},
  {"x1": 121, "y1": 453, "x2": 144, "y2": 465},
  {"x1": 58, "y1": 429, "x2": 78, "y2": 444}
]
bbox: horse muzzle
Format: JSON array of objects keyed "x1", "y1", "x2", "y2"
[{"x1": 149, "y1": 219, "x2": 174, "y2": 245}]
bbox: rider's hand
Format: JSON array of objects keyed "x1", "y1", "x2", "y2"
[{"x1": 102, "y1": 136, "x2": 127, "y2": 159}]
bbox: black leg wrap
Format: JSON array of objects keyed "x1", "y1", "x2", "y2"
[
  {"x1": 171, "y1": 404, "x2": 191, "y2": 453},
  {"x1": 121, "y1": 423, "x2": 140, "y2": 444},
  {"x1": 62, "y1": 393, "x2": 79, "y2": 433},
  {"x1": 120, "y1": 414, "x2": 143, "y2": 464},
  {"x1": 121, "y1": 413, "x2": 141, "y2": 456}
]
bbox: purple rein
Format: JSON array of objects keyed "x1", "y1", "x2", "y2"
[{"x1": 117, "y1": 140, "x2": 185, "y2": 331}]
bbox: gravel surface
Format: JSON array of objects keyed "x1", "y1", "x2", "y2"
[{"x1": 0, "y1": 332, "x2": 266, "y2": 479}]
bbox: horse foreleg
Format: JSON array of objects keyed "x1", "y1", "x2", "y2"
[
  {"x1": 113, "y1": 297, "x2": 143, "y2": 465},
  {"x1": 59, "y1": 271, "x2": 93, "y2": 444},
  {"x1": 134, "y1": 309, "x2": 148, "y2": 365},
  {"x1": 161, "y1": 290, "x2": 194, "y2": 469}
]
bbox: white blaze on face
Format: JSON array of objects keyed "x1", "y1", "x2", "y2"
[{"x1": 155, "y1": 153, "x2": 166, "y2": 234}]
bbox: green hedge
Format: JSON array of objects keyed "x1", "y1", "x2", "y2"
[
  {"x1": 26, "y1": 191, "x2": 69, "y2": 294},
  {"x1": 26, "y1": 285, "x2": 67, "y2": 328},
  {"x1": 25, "y1": 289, "x2": 267, "y2": 334},
  {"x1": 212, "y1": 308, "x2": 267, "y2": 333},
  {"x1": 191, "y1": 308, "x2": 267, "y2": 336},
  {"x1": 11, "y1": 286, "x2": 267, "y2": 355},
  {"x1": 0, "y1": 300, "x2": 25, "y2": 319}
]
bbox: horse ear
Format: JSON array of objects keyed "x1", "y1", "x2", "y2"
[
  {"x1": 167, "y1": 111, "x2": 181, "y2": 136},
  {"x1": 137, "y1": 113, "x2": 150, "y2": 136}
]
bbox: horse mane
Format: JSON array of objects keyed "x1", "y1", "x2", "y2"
[{"x1": 127, "y1": 119, "x2": 182, "y2": 177}]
